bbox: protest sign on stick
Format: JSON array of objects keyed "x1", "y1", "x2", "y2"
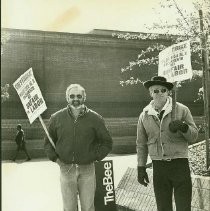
[
  {"x1": 13, "y1": 68, "x2": 55, "y2": 148},
  {"x1": 158, "y1": 40, "x2": 193, "y2": 120}
]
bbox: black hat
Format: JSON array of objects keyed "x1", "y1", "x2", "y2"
[{"x1": 143, "y1": 76, "x2": 174, "y2": 90}]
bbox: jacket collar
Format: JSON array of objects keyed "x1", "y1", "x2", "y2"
[{"x1": 143, "y1": 96, "x2": 173, "y2": 118}]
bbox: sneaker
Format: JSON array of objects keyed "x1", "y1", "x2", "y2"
[{"x1": 26, "y1": 158, "x2": 31, "y2": 161}]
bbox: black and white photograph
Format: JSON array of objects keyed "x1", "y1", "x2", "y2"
[{"x1": 1, "y1": 0, "x2": 210, "y2": 211}]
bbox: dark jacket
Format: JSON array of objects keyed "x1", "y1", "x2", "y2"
[
  {"x1": 44, "y1": 106, "x2": 113, "y2": 164},
  {"x1": 15, "y1": 130, "x2": 25, "y2": 146}
]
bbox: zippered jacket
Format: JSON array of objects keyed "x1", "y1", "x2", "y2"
[
  {"x1": 44, "y1": 106, "x2": 113, "y2": 164},
  {"x1": 136, "y1": 97, "x2": 198, "y2": 166}
]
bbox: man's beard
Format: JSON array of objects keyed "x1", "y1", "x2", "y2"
[{"x1": 71, "y1": 100, "x2": 84, "y2": 109}]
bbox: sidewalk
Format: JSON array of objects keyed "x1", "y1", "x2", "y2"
[{"x1": 2, "y1": 154, "x2": 151, "y2": 211}]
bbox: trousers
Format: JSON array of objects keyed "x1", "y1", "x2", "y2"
[
  {"x1": 59, "y1": 161, "x2": 96, "y2": 211},
  {"x1": 152, "y1": 158, "x2": 192, "y2": 211},
  {"x1": 13, "y1": 143, "x2": 31, "y2": 160}
]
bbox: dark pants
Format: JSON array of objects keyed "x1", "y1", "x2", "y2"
[
  {"x1": 13, "y1": 144, "x2": 31, "y2": 160},
  {"x1": 152, "y1": 159, "x2": 192, "y2": 211}
]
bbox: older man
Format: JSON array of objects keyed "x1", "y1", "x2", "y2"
[
  {"x1": 44, "y1": 84, "x2": 113, "y2": 211},
  {"x1": 136, "y1": 76, "x2": 198, "y2": 211}
]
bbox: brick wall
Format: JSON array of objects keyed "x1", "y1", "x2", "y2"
[{"x1": 1, "y1": 28, "x2": 204, "y2": 119}]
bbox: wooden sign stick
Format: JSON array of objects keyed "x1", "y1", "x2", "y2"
[
  {"x1": 38, "y1": 115, "x2": 55, "y2": 149},
  {"x1": 171, "y1": 82, "x2": 177, "y2": 121}
]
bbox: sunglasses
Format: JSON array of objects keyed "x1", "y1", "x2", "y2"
[
  {"x1": 153, "y1": 89, "x2": 167, "y2": 94},
  {"x1": 69, "y1": 94, "x2": 83, "y2": 99}
]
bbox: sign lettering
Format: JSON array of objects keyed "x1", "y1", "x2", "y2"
[
  {"x1": 94, "y1": 160, "x2": 116, "y2": 211},
  {"x1": 13, "y1": 68, "x2": 47, "y2": 124},
  {"x1": 158, "y1": 40, "x2": 192, "y2": 82}
]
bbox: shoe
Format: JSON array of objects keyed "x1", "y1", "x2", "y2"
[{"x1": 26, "y1": 158, "x2": 31, "y2": 161}]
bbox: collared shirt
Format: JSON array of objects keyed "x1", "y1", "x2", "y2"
[{"x1": 151, "y1": 98, "x2": 170, "y2": 121}]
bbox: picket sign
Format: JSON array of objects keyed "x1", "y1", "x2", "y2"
[
  {"x1": 158, "y1": 40, "x2": 193, "y2": 120},
  {"x1": 13, "y1": 68, "x2": 55, "y2": 148}
]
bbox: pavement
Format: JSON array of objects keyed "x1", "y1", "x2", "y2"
[{"x1": 2, "y1": 154, "x2": 151, "y2": 211}]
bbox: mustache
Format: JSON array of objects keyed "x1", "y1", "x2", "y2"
[{"x1": 72, "y1": 100, "x2": 82, "y2": 104}]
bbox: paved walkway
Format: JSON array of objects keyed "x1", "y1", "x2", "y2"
[{"x1": 2, "y1": 154, "x2": 151, "y2": 211}]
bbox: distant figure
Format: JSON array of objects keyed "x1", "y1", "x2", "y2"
[{"x1": 12, "y1": 124, "x2": 31, "y2": 161}]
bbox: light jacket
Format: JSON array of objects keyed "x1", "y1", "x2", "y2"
[
  {"x1": 44, "y1": 106, "x2": 113, "y2": 164},
  {"x1": 136, "y1": 97, "x2": 198, "y2": 166}
]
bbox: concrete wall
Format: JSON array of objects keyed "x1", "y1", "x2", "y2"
[{"x1": 1, "y1": 117, "x2": 205, "y2": 160}]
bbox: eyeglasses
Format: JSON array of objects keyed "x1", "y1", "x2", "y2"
[
  {"x1": 69, "y1": 94, "x2": 83, "y2": 99},
  {"x1": 153, "y1": 89, "x2": 167, "y2": 94}
]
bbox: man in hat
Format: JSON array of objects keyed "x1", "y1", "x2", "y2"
[
  {"x1": 44, "y1": 84, "x2": 113, "y2": 211},
  {"x1": 136, "y1": 76, "x2": 198, "y2": 211},
  {"x1": 13, "y1": 124, "x2": 31, "y2": 161}
]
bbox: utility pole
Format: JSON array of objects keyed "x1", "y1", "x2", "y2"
[{"x1": 199, "y1": 10, "x2": 210, "y2": 169}]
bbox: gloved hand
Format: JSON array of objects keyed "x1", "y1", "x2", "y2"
[
  {"x1": 137, "y1": 166, "x2": 149, "y2": 187},
  {"x1": 169, "y1": 120, "x2": 189, "y2": 133}
]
